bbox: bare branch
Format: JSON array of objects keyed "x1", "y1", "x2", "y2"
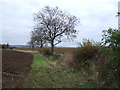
[{"x1": 32, "y1": 6, "x2": 79, "y2": 54}]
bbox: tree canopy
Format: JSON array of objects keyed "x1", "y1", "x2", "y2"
[{"x1": 30, "y1": 6, "x2": 79, "y2": 54}]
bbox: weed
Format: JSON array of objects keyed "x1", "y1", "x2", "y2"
[{"x1": 25, "y1": 52, "x2": 96, "y2": 88}]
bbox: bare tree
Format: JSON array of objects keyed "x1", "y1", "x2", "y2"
[
  {"x1": 28, "y1": 36, "x2": 35, "y2": 50},
  {"x1": 34, "y1": 6, "x2": 79, "y2": 54},
  {"x1": 29, "y1": 26, "x2": 48, "y2": 49}
]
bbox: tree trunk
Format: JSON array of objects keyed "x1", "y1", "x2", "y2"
[
  {"x1": 40, "y1": 43, "x2": 43, "y2": 48},
  {"x1": 40, "y1": 41, "x2": 43, "y2": 48},
  {"x1": 32, "y1": 45, "x2": 34, "y2": 51},
  {"x1": 51, "y1": 40, "x2": 54, "y2": 55}
]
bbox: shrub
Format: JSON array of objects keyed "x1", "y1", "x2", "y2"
[
  {"x1": 39, "y1": 49, "x2": 52, "y2": 56},
  {"x1": 39, "y1": 49, "x2": 62, "y2": 60},
  {"x1": 10, "y1": 47, "x2": 13, "y2": 49},
  {"x1": 74, "y1": 39, "x2": 101, "y2": 66},
  {"x1": 101, "y1": 28, "x2": 120, "y2": 88},
  {"x1": 52, "y1": 53, "x2": 61, "y2": 60}
]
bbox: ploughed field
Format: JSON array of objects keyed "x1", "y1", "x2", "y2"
[
  {"x1": 15, "y1": 48, "x2": 78, "y2": 54},
  {"x1": 2, "y1": 50, "x2": 33, "y2": 88}
]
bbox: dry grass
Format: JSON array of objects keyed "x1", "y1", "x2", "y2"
[
  {"x1": 63, "y1": 52, "x2": 78, "y2": 68},
  {"x1": 15, "y1": 48, "x2": 78, "y2": 68}
]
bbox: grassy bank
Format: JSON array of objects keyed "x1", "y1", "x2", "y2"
[{"x1": 24, "y1": 52, "x2": 97, "y2": 88}]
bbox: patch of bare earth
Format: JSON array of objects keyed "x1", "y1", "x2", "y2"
[{"x1": 2, "y1": 50, "x2": 33, "y2": 88}]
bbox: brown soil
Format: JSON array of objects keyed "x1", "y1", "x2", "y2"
[
  {"x1": 16, "y1": 47, "x2": 77, "y2": 54},
  {"x1": 2, "y1": 50, "x2": 33, "y2": 88}
]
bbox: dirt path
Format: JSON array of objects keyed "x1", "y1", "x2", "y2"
[{"x1": 13, "y1": 49, "x2": 38, "y2": 53}]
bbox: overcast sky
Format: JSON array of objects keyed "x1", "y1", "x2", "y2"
[{"x1": 0, "y1": 0, "x2": 119, "y2": 47}]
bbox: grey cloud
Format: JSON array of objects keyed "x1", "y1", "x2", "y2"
[{"x1": 0, "y1": 0, "x2": 118, "y2": 46}]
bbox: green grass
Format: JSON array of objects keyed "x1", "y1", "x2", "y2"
[{"x1": 24, "y1": 52, "x2": 97, "y2": 88}]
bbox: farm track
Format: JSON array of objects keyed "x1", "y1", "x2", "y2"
[
  {"x1": 24, "y1": 51, "x2": 97, "y2": 88},
  {"x1": 2, "y1": 50, "x2": 33, "y2": 88}
]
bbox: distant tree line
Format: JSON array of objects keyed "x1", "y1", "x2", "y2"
[
  {"x1": 0, "y1": 43, "x2": 9, "y2": 49},
  {"x1": 0, "y1": 43, "x2": 14, "y2": 49}
]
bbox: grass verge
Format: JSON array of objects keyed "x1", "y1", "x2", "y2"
[{"x1": 24, "y1": 52, "x2": 97, "y2": 88}]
